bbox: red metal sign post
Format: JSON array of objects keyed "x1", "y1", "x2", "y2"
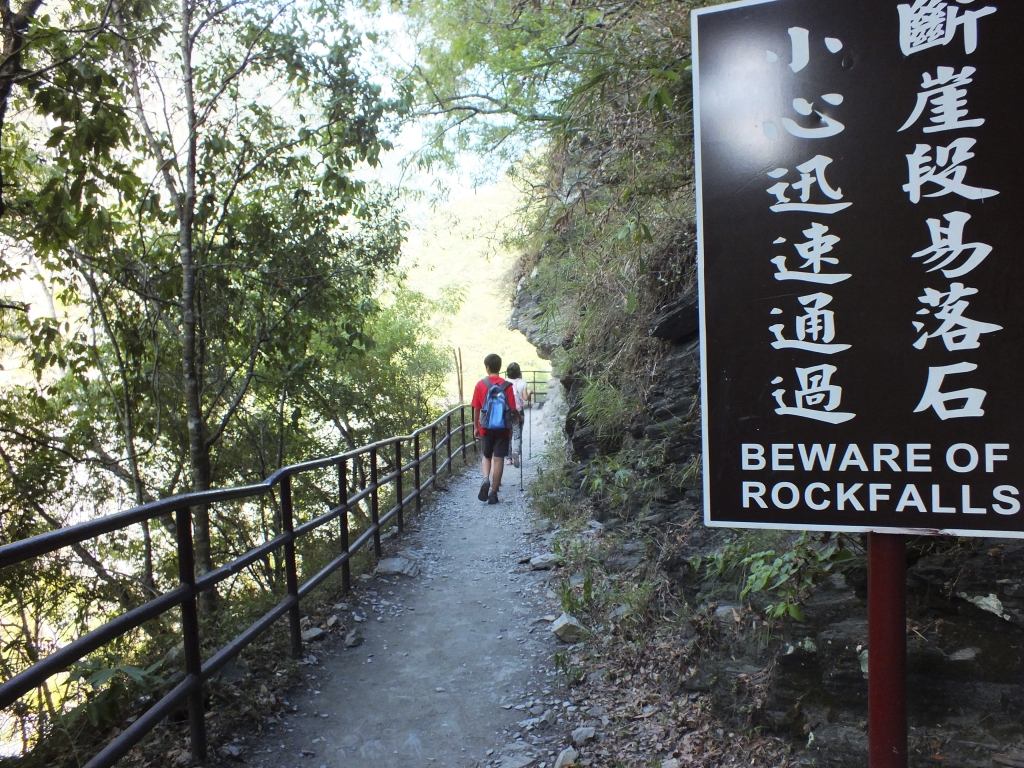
[{"x1": 868, "y1": 533, "x2": 907, "y2": 767}]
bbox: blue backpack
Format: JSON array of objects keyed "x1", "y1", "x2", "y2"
[{"x1": 480, "y1": 379, "x2": 514, "y2": 430}]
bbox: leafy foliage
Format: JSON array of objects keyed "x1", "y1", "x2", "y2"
[
  {"x1": 0, "y1": 0, "x2": 455, "y2": 759},
  {"x1": 696, "y1": 532, "x2": 858, "y2": 622},
  {"x1": 386, "y1": 0, "x2": 701, "y2": 497},
  {"x1": 577, "y1": 375, "x2": 633, "y2": 443}
]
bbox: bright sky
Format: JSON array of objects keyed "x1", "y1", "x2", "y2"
[{"x1": 348, "y1": 6, "x2": 552, "y2": 402}]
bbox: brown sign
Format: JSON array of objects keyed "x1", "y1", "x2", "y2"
[{"x1": 693, "y1": 0, "x2": 1024, "y2": 536}]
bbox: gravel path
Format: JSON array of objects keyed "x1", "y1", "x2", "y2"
[{"x1": 245, "y1": 404, "x2": 571, "y2": 768}]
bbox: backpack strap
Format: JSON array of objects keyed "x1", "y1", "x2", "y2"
[
  {"x1": 500, "y1": 381, "x2": 517, "y2": 422},
  {"x1": 481, "y1": 378, "x2": 511, "y2": 394}
]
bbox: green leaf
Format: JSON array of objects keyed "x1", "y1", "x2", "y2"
[
  {"x1": 86, "y1": 667, "x2": 117, "y2": 689},
  {"x1": 119, "y1": 666, "x2": 151, "y2": 688}
]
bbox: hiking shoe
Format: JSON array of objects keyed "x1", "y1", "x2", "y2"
[
  {"x1": 488, "y1": 492, "x2": 499, "y2": 505},
  {"x1": 512, "y1": 452, "x2": 521, "y2": 468},
  {"x1": 478, "y1": 479, "x2": 490, "y2": 501}
]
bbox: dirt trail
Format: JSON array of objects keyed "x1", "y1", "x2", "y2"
[{"x1": 243, "y1": 402, "x2": 570, "y2": 768}]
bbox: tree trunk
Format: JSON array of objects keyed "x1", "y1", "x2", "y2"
[
  {"x1": 0, "y1": 0, "x2": 46, "y2": 217},
  {"x1": 85, "y1": 268, "x2": 157, "y2": 593},
  {"x1": 178, "y1": 0, "x2": 215, "y2": 601}
]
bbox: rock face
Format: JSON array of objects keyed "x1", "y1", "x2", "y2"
[
  {"x1": 648, "y1": 289, "x2": 698, "y2": 344},
  {"x1": 669, "y1": 530, "x2": 1024, "y2": 765},
  {"x1": 509, "y1": 287, "x2": 569, "y2": 361},
  {"x1": 512, "y1": 268, "x2": 1024, "y2": 762},
  {"x1": 507, "y1": 145, "x2": 1024, "y2": 765},
  {"x1": 599, "y1": 539, "x2": 647, "y2": 572}
]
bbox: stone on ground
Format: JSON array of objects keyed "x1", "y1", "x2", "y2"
[
  {"x1": 571, "y1": 726, "x2": 595, "y2": 745},
  {"x1": 374, "y1": 557, "x2": 421, "y2": 577},
  {"x1": 554, "y1": 746, "x2": 578, "y2": 768},
  {"x1": 343, "y1": 628, "x2": 363, "y2": 648},
  {"x1": 495, "y1": 755, "x2": 535, "y2": 768},
  {"x1": 530, "y1": 553, "x2": 562, "y2": 570},
  {"x1": 552, "y1": 613, "x2": 589, "y2": 643}
]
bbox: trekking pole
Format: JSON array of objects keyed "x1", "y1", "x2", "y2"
[{"x1": 528, "y1": 399, "x2": 532, "y2": 460}]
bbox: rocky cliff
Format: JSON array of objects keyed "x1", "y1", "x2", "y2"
[{"x1": 510, "y1": 221, "x2": 1024, "y2": 768}]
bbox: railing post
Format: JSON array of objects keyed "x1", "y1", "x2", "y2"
[
  {"x1": 446, "y1": 413, "x2": 453, "y2": 475},
  {"x1": 414, "y1": 432, "x2": 422, "y2": 515},
  {"x1": 461, "y1": 406, "x2": 467, "y2": 466},
  {"x1": 281, "y1": 475, "x2": 303, "y2": 658},
  {"x1": 338, "y1": 460, "x2": 350, "y2": 593},
  {"x1": 431, "y1": 424, "x2": 437, "y2": 481},
  {"x1": 370, "y1": 447, "x2": 381, "y2": 557},
  {"x1": 175, "y1": 506, "x2": 207, "y2": 762},
  {"x1": 395, "y1": 440, "x2": 404, "y2": 534}
]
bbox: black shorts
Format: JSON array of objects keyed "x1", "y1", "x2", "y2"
[{"x1": 480, "y1": 432, "x2": 510, "y2": 458}]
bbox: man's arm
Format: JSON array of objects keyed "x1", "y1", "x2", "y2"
[{"x1": 470, "y1": 380, "x2": 484, "y2": 436}]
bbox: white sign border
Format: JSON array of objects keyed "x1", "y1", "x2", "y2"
[{"x1": 690, "y1": 0, "x2": 1024, "y2": 540}]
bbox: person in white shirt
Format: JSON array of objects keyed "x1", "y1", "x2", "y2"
[{"x1": 504, "y1": 363, "x2": 531, "y2": 468}]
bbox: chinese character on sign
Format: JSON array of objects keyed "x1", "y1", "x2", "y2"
[
  {"x1": 771, "y1": 223, "x2": 852, "y2": 284},
  {"x1": 772, "y1": 365, "x2": 856, "y2": 424},
  {"x1": 897, "y1": 0, "x2": 996, "y2": 56},
  {"x1": 782, "y1": 94, "x2": 845, "y2": 139},
  {"x1": 899, "y1": 67, "x2": 984, "y2": 133},
  {"x1": 914, "y1": 362, "x2": 986, "y2": 419},
  {"x1": 763, "y1": 28, "x2": 846, "y2": 141},
  {"x1": 911, "y1": 211, "x2": 992, "y2": 278},
  {"x1": 913, "y1": 282, "x2": 1003, "y2": 350},
  {"x1": 766, "y1": 26, "x2": 843, "y2": 72},
  {"x1": 904, "y1": 138, "x2": 999, "y2": 203},
  {"x1": 770, "y1": 293, "x2": 852, "y2": 354},
  {"x1": 768, "y1": 156, "x2": 852, "y2": 213}
]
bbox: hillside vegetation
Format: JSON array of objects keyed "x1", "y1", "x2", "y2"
[{"x1": 0, "y1": 0, "x2": 457, "y2": 761}]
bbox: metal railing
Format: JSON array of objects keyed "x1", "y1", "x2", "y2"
[
  {"x1": 0, "y1": 404, "x2": 476, "y2": 768},
  {"x1": 503, "y1": 369, "x2": 551, "y2": 406}
]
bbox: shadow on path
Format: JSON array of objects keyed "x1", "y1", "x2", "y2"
[{"x1": 244, "y1": 407, "x2": 571, "y2": 768}]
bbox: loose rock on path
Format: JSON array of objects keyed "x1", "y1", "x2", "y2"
[{"x1": 243, "y1": 405, "x2": 577, "y2": 768}]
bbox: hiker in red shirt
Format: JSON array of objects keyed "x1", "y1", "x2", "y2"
[{"x1": 471, "y1": 353, "x2": 517, "y2": 504}]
